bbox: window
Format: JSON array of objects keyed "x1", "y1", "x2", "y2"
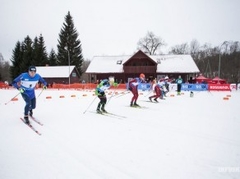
[
  {"x1": 72, "y1": 72, "x2": 76, "y2": 77},
  {"x1": 117, "y1": 60, "x2": 122, "y2": 65}
]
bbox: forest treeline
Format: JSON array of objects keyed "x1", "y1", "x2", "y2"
[{"x1": 0, "y1": 14, "x2": 239, "y2": 84}]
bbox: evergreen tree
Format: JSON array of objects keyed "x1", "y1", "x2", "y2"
[
  {"x1": 0, "y1": 60, "x2": 10, "y2": 82},
  {"x1": 32, "y1": 37, "x2": 39, "y2": 65},
  {"x1": 10, "y1": 41, "x2": 24, "y2": 79},
  {"x1": 57, "y1": 11, "x2": 84, "y2": 77},
  {"x1": 48, "y1": 49, "x2": 58, "y2": 65},
  {"x1": 38, "y1": 34, "x2": 49, "y2": 65},
  {"x1": 32, "y1": 34, "x2": 49, "y2": 66},
  {"x1": 11, "y1": 34, "x2": 49, "y2": 79},
  {"x1": 22, "y1": 36, "x2": 34, "y2": 71},
  {"x1": 0, "y1": 53, "x2": 4, "y2": 81}
]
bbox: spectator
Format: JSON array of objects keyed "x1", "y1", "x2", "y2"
[{"x1": 176, "y1": 75, "x2": 183, "y2": 95}]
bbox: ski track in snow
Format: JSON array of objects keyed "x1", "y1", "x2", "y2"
[{"x1": 0, "y1": 89, "x2": 240, "y2": 179}]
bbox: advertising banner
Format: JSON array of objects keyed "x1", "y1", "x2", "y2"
[
  {"x1": 230, "y1": 84, "x2": 240, "y2": 91},
  {"x1": 138, "y1": 83, "x2": 151, "y2": 91},
  {"x1": 126, "y1": 82, "x2": 233, "y2": 92},
  {"x1": 181, "y1": 84, "x2": 208, "y2": 91},
  {"x1": 208, "y1": 84, "x2": 231, "y2": 91}
]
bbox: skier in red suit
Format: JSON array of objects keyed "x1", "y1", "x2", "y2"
[
  {"x1": 128, "y1": 73, "x2": 145, "y2": 107},
  {"x1": 149, "y1": 79, "x2": 161, "y2": 102}
]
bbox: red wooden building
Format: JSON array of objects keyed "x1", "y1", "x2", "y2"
[{"x1": 86, "y1": 50, "x2": 200, "y2": 83}]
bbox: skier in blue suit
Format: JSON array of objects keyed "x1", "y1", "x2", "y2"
[{"x1": 12, "y1": 66, "x2": 47, "y2": 124}]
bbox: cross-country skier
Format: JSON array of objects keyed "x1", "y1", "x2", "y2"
[
  {"x1": 164, "y1": 76, "x2": 170, "y2": 92},
  {"x1": 95, "y1": 79, "x2": 110, "y2": 113},
  {"x1": 158, "y1": 79, "x2": 168, "y2": 99},
  {"x1": 12, "y1": 66, "x2": 47, "y2": 124},
  {"x1": 128, "y1": 73, "x2": 145, "y2": 107},
  {"x1": 149, "y1": 79, "x2": 161, "y2": 102},
  {"x1": 160, "y1": 76, "x2": 172, "y2": 97}
]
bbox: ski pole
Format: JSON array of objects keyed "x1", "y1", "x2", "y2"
[
  {"x1": 115, "y1": 91, "x2": 130, "y2": 98},
  {"x1": 108, "y1": 89, "x2": 128, "y2": 98},
  {"x1": 208, "y1": 90, "x2": 213, "y2": 96},
  {"x1": 107, "y1": 91, "x2": 115, "y2": 105},
  {"x1": 37, "y1": 88, "x2": 44, "y2": 98},
  {"x1": 144, "y1": 90, "x2": 152, "y2": 97},
  {"x1": 144, "y1": 82, "x2": 154, "y2": 97},
  {"x1": 107, "y1": 80, "x2": 122, "y2": 104},
  {"x1": 83, "y1": 96, "x2": 97, "y2": 114},
  {"x1": 5, "y1": 92, "x2": 20, "y2": 105}
]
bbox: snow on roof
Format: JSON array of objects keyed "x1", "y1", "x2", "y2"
[
  {"x1": 86, "y1": 54, "x2": 200, "y2": 73},
  {"x1": 36, "y1": 66, "x2": 75, "y2": 78},
  {"x1": 151, "y1": 55, "x2": 200, "y2": 73},
  {"x1": 86, "y1": 55, "x2": 131, "y2": 73}
]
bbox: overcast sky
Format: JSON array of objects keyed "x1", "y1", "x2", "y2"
[{"x1": 1, "y1": 0, "x2": 240, "y2": 62}]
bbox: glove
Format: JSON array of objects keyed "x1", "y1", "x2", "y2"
[
  {"x1": 18, "y1": 88, "x2": 25, "y2": 93},
  {"x1": 43, "y1": 85, "x2": 47, "y2": 90},
  {"x1": 113, "y1": 82, "x2": 118, "y2": 87},
  {"x1": 105, "y1": 82, "x2": 110, "y2": 88},
  {"x1": 128, "y1": 86, "x2": 132, "y2": 91},
  {"x1": 103, "y1": 81, "x2": 110, "y2": 87}
]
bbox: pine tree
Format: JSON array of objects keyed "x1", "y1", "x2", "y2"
[
  {"x1": 10, "y1": 41, "x2": 24, "y2": 79},
  {"x1": 11, "y1": 34, "x2": 49, "y2": 80},
  {"x1": 48, "y1": 49, "x2": 58, "y2": 65},
  {"x1": 10, "y1": 36, "x2": 35, "y2": 79},
  {"x1": 32, "y1": 37, "x2": 39, "y2": 65},
  {"x1": 22, "y1": 36, "x2": 34, "y2": 71},
  {"x1": 57, "y1": 11, "x2": 84, "y2": 77},
  {"x1": 32, "y1": 34, "x2": 49, "y2": 66}
]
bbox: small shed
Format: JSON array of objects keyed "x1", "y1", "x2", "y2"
[{"x1": 36, "y1": 66, "x2": 80, "y2": 86}]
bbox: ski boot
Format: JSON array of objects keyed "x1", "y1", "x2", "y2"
[
  {"x1": 24, "y1": 116, "x2": 30, "y2": 124},
  {"x1": 101, "y1": 108, "x2": 107, "y2": 113},
  {"x1": 96, "y1": 108, "x2": 102, "y2": 114},
  {"x1": 134, "y1": 102, "x2": 140, "y2": 107},
  {"x1": 29, "y1": 109, "x2": 33, "y2": 117}
]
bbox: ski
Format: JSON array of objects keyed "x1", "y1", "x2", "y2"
[
  {"x1": 20, "y1": 118, "x2": 41, "y2": 135},
  {"x1": 100, "y1": 112, "x2": 124, "y2": 120},
  {"x1": 29, "y1": 116, "x2": 43, "y2": 126},
  {"x1": 128, "y1": 105, "x2": 148, "y2": 109},
  {"x1": 103, "y1": 112, "x2": 126, "y2": 118},
  {"x1": 143, "y1": 100, "x2": 159, "y2": 103},
  {"x1": 89, "y1": 111, "x2": 124, "y2": 120}
]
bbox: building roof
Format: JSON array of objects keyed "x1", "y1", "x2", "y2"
[
  {"x1": 86, "y1": 56, "x2": 130, "y2": 73},
  {"x1": 36, "y1": 66, "x2": 75, "y2": 78},
  {"x1": 86, "y1": 53, "x2": 200, "y2": 74},
  {"x1": 151, "y1": 55, "x2": 200, "y2": 73}
]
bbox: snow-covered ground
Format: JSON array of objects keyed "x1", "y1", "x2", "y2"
[{"x1": 0, "y1": 88, "x2": 240, "y2": 179}]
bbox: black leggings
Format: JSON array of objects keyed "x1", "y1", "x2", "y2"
[
  {"x1": 177, "y1": 84, "x2": 182, "y2": 92},
  {"x1": 98, "y1": 95, "x2": 107, "y2": 104}
]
